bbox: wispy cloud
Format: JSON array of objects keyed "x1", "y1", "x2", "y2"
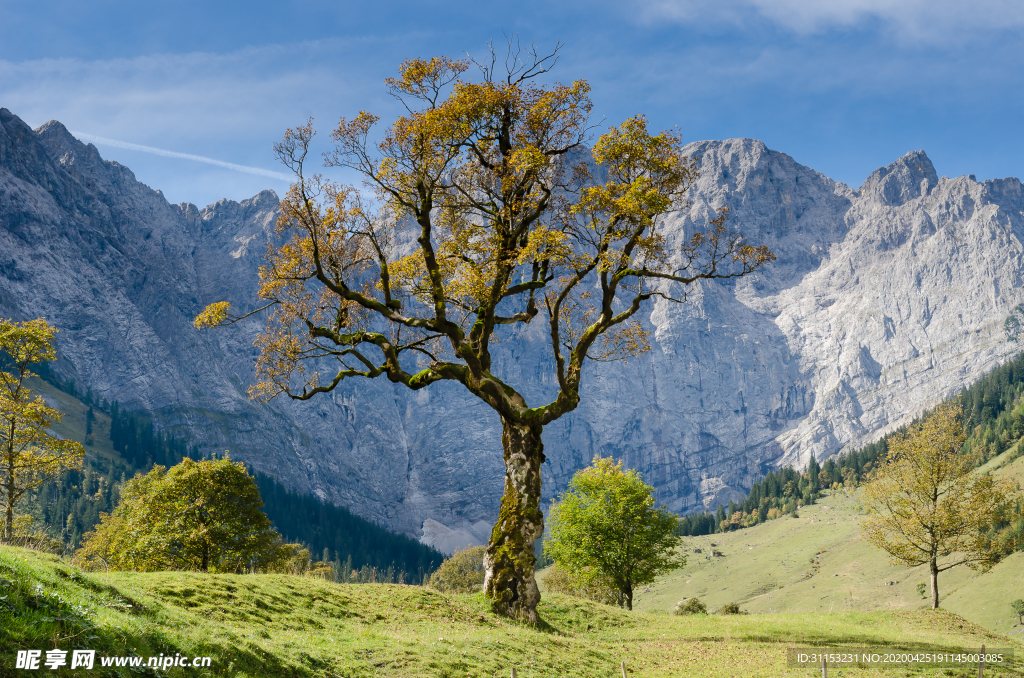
[
  {"x1": 0, "y1": 40, "x2": 389, "y2": 205},
  {"x1": 638, "y1": 0, "x2": 1024, "y2": 40},
  {"x1": 71, "y1": 131, "x2": 294, "y2": 182}
]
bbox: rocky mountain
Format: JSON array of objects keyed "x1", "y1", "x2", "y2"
[{"x1": 1, "y1": 108, "x2": 1022, "y2": 552}]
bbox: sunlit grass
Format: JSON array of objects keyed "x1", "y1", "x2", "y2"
[{"x1": 2, "y1": 545, "x2": 1020, "y2": 677}]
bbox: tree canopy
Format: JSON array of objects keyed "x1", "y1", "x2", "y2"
[
  {"x1": 0, "y1": 318, "x2": 84, "y2": 542},
  {"x1": 427, "y1": 545, "x2": 486, "y2": 594},
  {"x1": 196, "y1": 41, "x2": 772, "y2": 620},
  {"x1": 544, "y1": 456, "x2": 684, "y2": 610},
  {"x1": 862, "y1": 401, "x2": 1011, "y2": 609},
  {"x1": 75, "y1": 457, "x2": 284, "y2": 572}
]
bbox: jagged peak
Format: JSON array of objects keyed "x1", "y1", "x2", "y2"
[
  {"x1": 683, "y1": 137, "x2": 770, "y2": 162},
  {"x1": 33, "y1": 119, "x2": 118, "y2": 184},
  {"x1": 197, "y1": 189, "x2": 280, "y2": 218},
  {"x1": 858, "y1": 150, "x2": 938, "y2": 206},
  {"x1": 245, "y1": 188, "x2": 279, "y2": 208}
]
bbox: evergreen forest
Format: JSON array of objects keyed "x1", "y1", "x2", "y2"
[
  {"x1": 678, "y1": 350, "x2": 1024, "y2": 545},
  {"x1": 18, "y1": 367, "x2": 444, "y2": 582}
]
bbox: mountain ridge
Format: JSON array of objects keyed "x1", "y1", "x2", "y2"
[{"x1": 2, "y1": 108, "x2": 1022, "y2": 552}]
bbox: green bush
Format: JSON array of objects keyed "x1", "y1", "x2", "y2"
[
  {"x1": 673, "y1": 597, "x2": 707, "y2": 615},
  {"x1": 717, "y1": 602, "x2": 742, "y2": 615},
  {"x1": 544, "y1": 563, "x2": 619, "y2": 606},
  {"x1": 427, "y1": 546, "x2": 485, "y2": 594}
]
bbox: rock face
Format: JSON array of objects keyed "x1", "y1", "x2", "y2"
[{"x1": 2, "y1": 109, "x2": 1022, "y2": 551}]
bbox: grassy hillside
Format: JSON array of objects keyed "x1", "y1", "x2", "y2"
[
  {"x1": 2, "y1": 545, "x2": 1018, "y2": 678},
  {"x1": 33, "y1": 377, "x2": 120, "y2": 464},
  {"x1": 629, "y1": 449, "x2": 1024, "y2": 637}
]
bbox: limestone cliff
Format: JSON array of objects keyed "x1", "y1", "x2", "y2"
[{"x1": 2, "y1": 109, "x2": 1021, "y2": 551}]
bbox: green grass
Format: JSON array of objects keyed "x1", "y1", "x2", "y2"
[
  {"x1": 2, "y1": 545, "x2": 1020, "y2": 677},
  {"x1": 31, "y1": 377, "x2": 119, "y2": 463},
  {"x1": 628, "y1": 454, "x2": 1024, "y2": 637}
]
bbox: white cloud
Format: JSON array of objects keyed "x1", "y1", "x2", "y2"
[
  {"x1": 639, "y1": 0, "x2": 1024, "y2": 40},
  {"x1": 71, "y1": 132, "x2": 295, "y2": 182},
  {"x1": 0, "y1": 40, "x2": 392, "y2": 205}
]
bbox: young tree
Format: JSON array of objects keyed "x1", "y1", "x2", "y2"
[
  {"x1": 543, "y1": 457, "x2": 684, "y2": 610},
  {"x1": 195, "y1": 43, "x2": 772, "y2": 621},
  {"x1": 427, "y1": 545, "x2": 486, "y2": 593},
  {"x1": 862, "y1": 402, "x2": 1011, "y2": 609},
  {"x1": 75, "y1": 457, "x2": 284, "y2": 572},
  {"x1": 1011, "y1": 599, "x2": 1024, "y2": 625},
  {"x1": 0, "y1": 318, "x2": 84, "y2": 542}
]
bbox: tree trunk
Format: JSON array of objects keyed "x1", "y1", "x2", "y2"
[
  {"x1": 484, "y1": 419, "x2": 545, "y2": 623},
  {"x1": 929, "y1": 558, "x2": 939, "y2": 610},
  {"x1": 2, "y1": 502, "x2": 11, "y2": 543},
  {"x1": 624, "y1": 584, "x2": 633, "y2": 611},
  {"x1": 3, "y1": 428, "x2": 14, "y2": 542}
]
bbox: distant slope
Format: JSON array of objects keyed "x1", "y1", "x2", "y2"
[
  {"x1": 702, "y1": 349, "x2": 1024, "y2": 540},
  {"x1": 635, "y1": 453, "x2": 1024, "y2": 635}
]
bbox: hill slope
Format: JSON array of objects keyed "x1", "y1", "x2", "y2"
[
  {"x1": 1, "y1": 545, "x2": 1018, "y2": 677},
  {"x1": 634, "y1": 452, "x2": 1024, "y2": 635}
]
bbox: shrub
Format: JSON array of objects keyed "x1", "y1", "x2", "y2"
[
  {"x1": 5, "y1": 515, "x2": 64, "y2": 555},
  {"x1": 717, "y1": 602, "x2": 742, "y2": 615},
  {"x1": 263, "y1": 544, "x2": 333, "y2": 578},
  {"x1": 674, "y1": 597, "x2": 707, "y2": 615},
  {"x1": 544, "y1": 563, "x2": 619, "y2": 606},
  {"x1": 427, "y1": 546, "x2": 485, "y2": 594}
]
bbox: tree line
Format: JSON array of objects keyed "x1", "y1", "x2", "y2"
[
  {"x1": 679, "y1": 350, "x2": 1024, "y2": 539},
  {"x1": 16, "y1": 377, "x2": 443, "y2": 582},
  {"x1": 251, "y1": 470, "x2": 443, "y2": 583},
  {"x1": 676, "y1": 458, "x2": 822, "y2": 536}
]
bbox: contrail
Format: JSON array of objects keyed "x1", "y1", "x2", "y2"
[{"x1": 70, "y1": 131, "x2": 295, "y2": 182}]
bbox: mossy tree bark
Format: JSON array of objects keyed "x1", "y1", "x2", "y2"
[{"x1": 484, "y1": 420, "x2": 545, "y2": 622}]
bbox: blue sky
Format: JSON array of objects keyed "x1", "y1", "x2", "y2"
[{"x1": 2, "y1": 0, "x2": 1023, "y2": 207}]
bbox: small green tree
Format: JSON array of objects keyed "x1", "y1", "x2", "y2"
[
  {"x1": 1011, "y1": 599, "x2": 1024, "y2": 625},
  {"x1": 1, "y1": 318, "x2": 85, "y2": 542},
  {"x1": 544, "y1": 456, "x2": 684, "y2": 610},
  {"x1": 75, "y1": 457, "x2": 284, "y2": 572},
  {"x1": 428, "y1": 545, "x2": 486, "y2": 593}
]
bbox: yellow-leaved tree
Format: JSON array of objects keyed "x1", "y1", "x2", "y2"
[
  {"x1": 0, "y1": 318, "x2": 84, "y2": 542},
  {"x1": 862, "y1": 401, "x2": 1012, "y2": 609},
  {"x1": 195, "y1": 42, "x2": 774, "y2": 621}
]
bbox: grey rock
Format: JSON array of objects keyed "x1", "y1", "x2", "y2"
[{"x1": 2, "y1": 110, "x2": 1022, "y2": 553}]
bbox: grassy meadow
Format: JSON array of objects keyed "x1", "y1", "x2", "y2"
[
  {"x1": 5, "y1": 380, "x2": 1023, "y2": 676},
  {"x1": 2, "y1": 544, "x2": 1021, "y2": 677},
  {"x1": 626, "y1": 450, "x2": 1024, "y2": 637}
]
